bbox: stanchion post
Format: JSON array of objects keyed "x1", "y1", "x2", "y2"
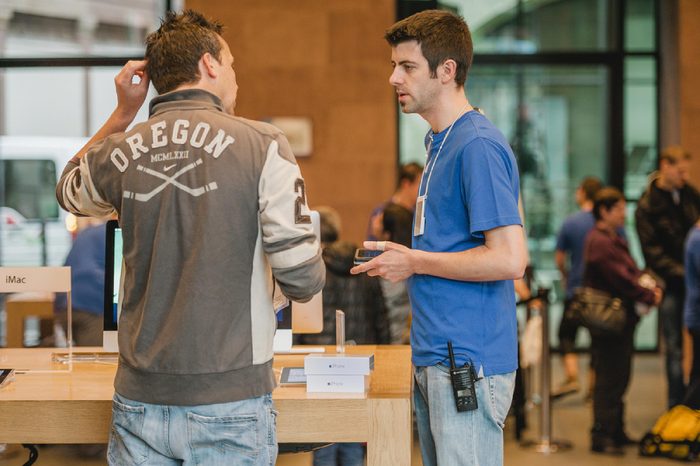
[{"x1": 521, "y1": 287, "x2": 572, "y2": 454}]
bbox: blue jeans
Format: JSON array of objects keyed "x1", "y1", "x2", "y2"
[
  {"x1": 107, "y1": 392, "x2": 277, "y2": 466},
  {"x1": 312, "y1": 443, "x2": 364, "y2": 466},
  {"x1": 414, "y1": 365, "x2": 515, "y2": 466},
  {"x1": 660, "y1": 290, "x2": 686, "y2": 408}
]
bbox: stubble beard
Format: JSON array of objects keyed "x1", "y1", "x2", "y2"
[{"x1": 400, "y1": 95, "x2": 425, "y2": 115}]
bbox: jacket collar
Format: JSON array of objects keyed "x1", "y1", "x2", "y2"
[{"x1": 149, "y1": 89, "x2": 225, "y2": 117}]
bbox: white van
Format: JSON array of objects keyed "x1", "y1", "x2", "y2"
[{"x1": 0, "y1": 135, "x2": 87, "y2": 266}]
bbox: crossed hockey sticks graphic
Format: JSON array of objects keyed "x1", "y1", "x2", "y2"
[{"x1": 123, "y1": 158, "x2": 218, "y2": 202}]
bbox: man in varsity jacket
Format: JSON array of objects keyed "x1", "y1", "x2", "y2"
[{"x1": 56, "y1": 10, "x2": 324, "y2": 465}]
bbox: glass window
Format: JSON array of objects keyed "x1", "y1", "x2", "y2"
[
  {"x1": 440, "y1": 0, "x2": 616, "y2": 53},
  {"x1": 2, "y1": 160, "x2": 57, "y2": 220},
  {"x1": 623, "y1": 57, "x2": 657, "y2": 200},
  {"x1": 1, "y1": 2, "x2": 165, "y2": 58},
  {"x1": 625, "y1": 0, "x2": 656, "y2": 51},
  {"x1": 0, "y1": 1, "x2": 165, "y2": 267},
  {"x1": 0, "y1": 67, "x2": 153, "y2": 267},
  {"x1": 2, "y1": 66, "x2": 154, "y2": 137},
  {"x1": 622, "y1": 59, "x2": 657, "y2": 343},
  {"x1": 0, "y1": 159, "x2": 66, "y2": 266}
]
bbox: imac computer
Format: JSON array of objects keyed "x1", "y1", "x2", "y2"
[
  {"x1": 103, "y1": 214, "x2": 324, "y2": 353},
  {"x1": 103, "y1": 220, "x2": 122, "y2": 352}
]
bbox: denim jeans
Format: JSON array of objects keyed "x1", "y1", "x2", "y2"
[
  {"x1": 312, "y1": 443, "x2": 364, "y2": 466},
  {"x1": 414, "y1": 365, "x2": 516, "y2": 466},
  {"x1": 659, "y1": 290, "x2": 686, "y2": 408},
  {"x1": 107, "y1": 392, "x2": 277, "y2": 466}
]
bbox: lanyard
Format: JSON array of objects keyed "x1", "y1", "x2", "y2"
[
  {"x1": 414, "y1": 103, "x2": 470, "y2": 237},
  {"x1": 419, "y1": 103, "x2": 470, "y2": 199}
]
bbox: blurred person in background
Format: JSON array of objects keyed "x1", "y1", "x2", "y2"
[
  {"x1": 585, "y1": 187, "x2": 662, "y2": 455},
  {"x1": 54, "y1": 217, "x2": 110, "y2": 346},
  {"x1": 636, "y1": 146, "x2": 700, "y2": 408},
  {"x1": 379, "y1": 202, "x2": 414, "y2": 344},
  {"x1": 365, "y1": 162, "x2": 422, "y2": 241},
  {"x1": 553, "y1": 176, "x2": 602, "y2": 398}
]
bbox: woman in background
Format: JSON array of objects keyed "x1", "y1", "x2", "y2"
[{"x1": 584, "y1": 187, "x2": 662, "y2": 455}]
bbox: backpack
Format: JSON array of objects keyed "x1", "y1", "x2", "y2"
[{"x1": 640, "y1": 405, "x2": 700, "y2": 461}]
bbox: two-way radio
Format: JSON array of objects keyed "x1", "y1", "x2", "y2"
[{"x1": 448, "y1": 341, "x2": 478, "y2": 412}]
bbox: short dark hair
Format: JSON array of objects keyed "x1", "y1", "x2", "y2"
[
  {"x1": 382, "y1": 203, "x2": 413, "y2": 248},
  {"x1": 316, "y1": 206, "x2": 341, "y2": 244},
  {"x1": 398, "y1": 162, "x2": 423, "y2": 187},
  {"x1": 385, "y1": 10, "x2": 473, "y2": 87},
  {"x1": 660, "y1": 145, "x2": 691, "y2": 166},
  {"x1": 579, "y1": 176, "x2": 603, "y2": 202},
  {"x1": 145, "y1": 10, "x2": 224, "y2": 94},
  {"x1": 592, "y1": 187, "x2": 624, "y2": 220}
]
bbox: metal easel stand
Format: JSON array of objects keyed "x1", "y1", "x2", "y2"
[{"x1": 521, "y1": 288, "x2": 572, "y2": 454}]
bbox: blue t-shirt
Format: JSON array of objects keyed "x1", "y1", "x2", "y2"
[
  {"x1": 365, "y1": 201, "x2": 387, "y2": 241},
  {"x1": 684, "y1": 226, "x2": 700, "y2": 330},
  {"x1": 555, "y1": 210, "x2": 595, "y2": 298},
  {"x1": 55, "y1": 223, "x2": 106, "y2": 315},
  {"x1": 408, "y1": 111, "x2": 522, "y2": 376}
]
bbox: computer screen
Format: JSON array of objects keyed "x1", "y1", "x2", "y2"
[{"x1": 103, "y1": 220, "x2": 122, "y2": 351}]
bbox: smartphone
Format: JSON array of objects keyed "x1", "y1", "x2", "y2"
[
  {"x1": 354, "y1": 248, "x2": 383, "y2": 265},
  {"x1": 279, "y1": 367, "x2": 307, "y2": 385},
  {"x1": 0, "y1": 369, "x2": 15, "y2": 388}
]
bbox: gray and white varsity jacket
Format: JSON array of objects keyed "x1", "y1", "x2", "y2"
[{"x1": 57, "y1": 89, "x2": 325, "y2": 405}]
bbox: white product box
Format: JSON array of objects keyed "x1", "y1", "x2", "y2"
[
  {"x1": 304, "y1": 353, "x2": 374, "y2": 376},
  {"x1": 306, "y1": 374, "x2": 370, "y2": 393}
]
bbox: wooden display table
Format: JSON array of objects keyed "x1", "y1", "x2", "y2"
[{"x1": 0, "y1": 345, "x2": 412, "y2": 465}]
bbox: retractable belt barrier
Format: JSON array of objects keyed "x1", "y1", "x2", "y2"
[{"x1": 521, "y1": 287, "x2": 572, "y2": 454}]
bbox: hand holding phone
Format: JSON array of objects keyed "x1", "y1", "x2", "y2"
[{"x1": 353, "y1": 248, "x2": 383, "y2": 265}]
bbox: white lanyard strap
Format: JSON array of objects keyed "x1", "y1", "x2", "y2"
[{"x1": 419, "y1": 103, "x2": 470, "y2": 199}]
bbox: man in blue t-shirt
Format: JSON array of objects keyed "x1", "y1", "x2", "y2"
[
  {"x1": 352, "y1": 10, "x2": 527, "y2": 466},
  {"x1": 553, "y1": 177, "x2": 602, "y2": 398}
]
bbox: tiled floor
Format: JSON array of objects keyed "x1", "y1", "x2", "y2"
[{"x1": 0, "y1": 354, "x2": 678, "y2": 465}]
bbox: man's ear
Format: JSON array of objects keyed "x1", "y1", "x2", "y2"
[
  {"x1": 201, "y1": 52, "x2": 218, "y2": 79},
  {"x1": 438, "y1": 59, "x2": 457, "y2": 84}
]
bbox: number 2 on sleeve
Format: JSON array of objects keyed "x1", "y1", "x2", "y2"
[{"x1": 294, "y1": 178, "x2": 311, "y2": 224}]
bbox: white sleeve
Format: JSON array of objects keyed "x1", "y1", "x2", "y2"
[{"x1": 258, "y1": 136, "x2": 324, "y2": 301}]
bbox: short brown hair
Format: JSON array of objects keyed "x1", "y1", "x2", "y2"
[
  {"x1": 316, "y1": 205, "x2": 342, "y2": 244},
  {"x1": 660, "y1": 145, "x2": 691, "y2": 166},
  {"x1": 385, "y1": 10, "x2": 473, "y2": 87},
  {"x1": 398, "y1": 162, "x2": 423, "y2": 187},
  {"x1": 579, "y1": 176, "x2": 603, "y2": 202},
  {"x1": 145, "y1": 10, "x2": 224, "y2": 94},
  {"x1": 592, "y1": 187, "x2": 624, "y2": 220},
  {"x1": 382, "y1": 203, "x2": 413, "y2": 248}
]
